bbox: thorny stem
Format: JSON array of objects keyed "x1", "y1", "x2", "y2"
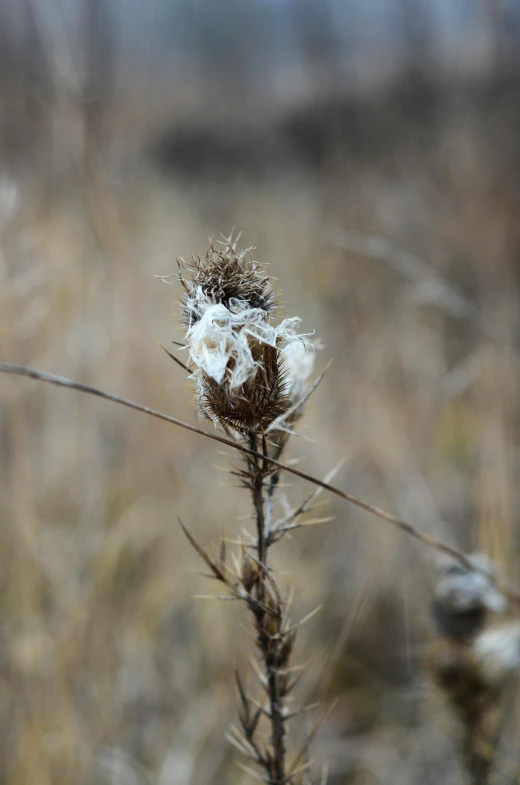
[
  {"x1": 268, "y1": 661, "x2": 287, "y2": 783},
  {"x1": 248, "y1": 432, "x2": 287, "y2": 783},
  {"x1": 250, "y1": 433, "x2": 267, "y2": 570}
]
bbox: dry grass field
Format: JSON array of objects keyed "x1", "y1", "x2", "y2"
[{"x1": 1, "y1": 21, "x2": 520, "y2": 782}]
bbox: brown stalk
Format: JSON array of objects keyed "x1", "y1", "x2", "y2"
[
  {"x1": 243, "y1": 430, "x2": 289, "y2": 782},
  {"x1": 249, "y1": 433, "x2": 267, "y2": 569}
]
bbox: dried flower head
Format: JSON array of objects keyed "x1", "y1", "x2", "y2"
[
  {"x1": 177, "y1": 237, "x2": 312, "y2": 432},
  {"x1": 434, "y1": 553, "x2": 506, "y2": 615},
  {"x1": 474, "y1": 622, "x2": 520, "y2": 686},
  {"x1": 431, "y1": 553, "x2": 506, "y2": 642},
  {"x1": 179, "y1": 238, "x2": 275, "y2": 327}
]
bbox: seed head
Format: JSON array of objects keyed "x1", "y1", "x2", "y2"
[
  {"x1": 474, "y1": 623, "x2": 520, "y2": 686},
  {"x1": 179, "y1": 237, "x2": 275, "y2": 327},
  {"x1": 177, "y1": 237, "x2": 312, "y2": 432},
  {"x1": 431, "y1": 552, "x2": 506, "y2": 641}
]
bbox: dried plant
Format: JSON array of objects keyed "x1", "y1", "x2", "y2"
[
  {"x1": 170, "y1": 236, "x2": 328, "y2": 784},
  {"x1": 427, "y1": 553, "x2": 520, "y2": 785},
  {"x1": 3, "y1": 241, "x2": 520, "y2": 784}
]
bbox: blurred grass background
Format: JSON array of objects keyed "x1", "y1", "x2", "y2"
[{"x1": 1, "y1": 1, "x2": 520, "y2": 783}]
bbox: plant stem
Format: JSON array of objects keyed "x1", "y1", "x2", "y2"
[
  {"x1": 248, "y1": 432, "x2": 287, "y2": 784},
  {"x1": 249, "y1": 433, "x2": 267, "y2": 568},
  {"x1": 267, "y1": 657, "x2": 287, "y2": 783}
]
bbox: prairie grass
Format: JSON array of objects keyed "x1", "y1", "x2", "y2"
[{"x1": 0, "y1": 91, "x2": 520, "y2": 783}]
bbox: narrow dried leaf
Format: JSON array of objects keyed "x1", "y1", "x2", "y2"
[
  {"x1": 248, "y1": 706, "x2": 262, "y2": 738},
  {"x1": 178, "y1": 518, "x2": 226, "y2": 582},
  {"x1": 226, "y1": 733, "x2": 255, "y2": 759},
  {"x1": 287, "y1": 604, "x2": 323, "y2": 634},
  {"x1": 158, "y1": 341, "x2": 188, "y2": 372},
  {"x1": 235, "y1": 670, "x2": 250, "y2": 724},
  {"x1": 234, "y1": 761, "x2": 267, "y2": 782},
  {"x1": 219, "y1": 534, "x2": 227, "y2": 575}
]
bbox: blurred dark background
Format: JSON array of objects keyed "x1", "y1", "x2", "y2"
[{"x1": 0, "y1": 2, "x2": 519, "y2": 783}]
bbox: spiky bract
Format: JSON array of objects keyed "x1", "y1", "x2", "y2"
[{"x1": 179, "y1": 239, "x2": 275, "y2": 327}]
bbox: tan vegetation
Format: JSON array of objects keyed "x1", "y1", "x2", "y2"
[{"x1": 1, "y1": 61, "x2": 520, "y2": 782}]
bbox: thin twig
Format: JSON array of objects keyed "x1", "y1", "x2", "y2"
[{"x1": 1, "y1": 362, "x2": 519, "y2": 607}]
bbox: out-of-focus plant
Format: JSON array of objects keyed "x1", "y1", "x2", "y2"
[{"x1": 428, "y1": 553, "x2": 520, "y2": 785}]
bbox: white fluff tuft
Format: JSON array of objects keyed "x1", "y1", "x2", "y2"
[
  {"x1": 434, "y1": 552, "x2": 507, "y2": 615},
  {"x1": 186, "y1": 300, "x2": 302, "y2": 390},
  {"x1": 282, "y1": 339, "x2": 316, "y2": 399},
  {"x1": 474, "y1": 623, "x2": 520, "y2": 684}
]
